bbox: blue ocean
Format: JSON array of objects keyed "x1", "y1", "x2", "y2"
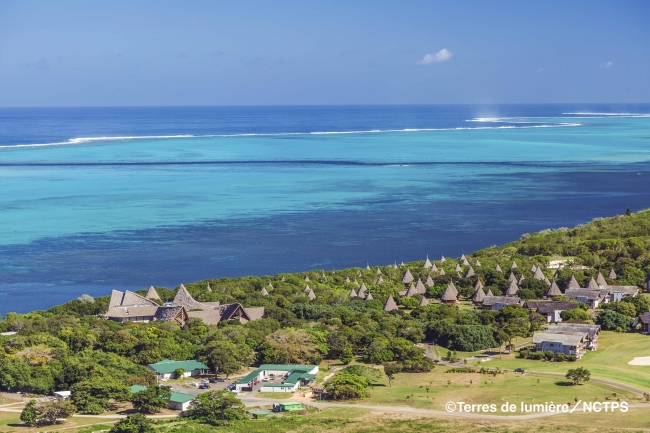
[{"x1": 0, "y1": 104, "x2": 649, "y2": 314}]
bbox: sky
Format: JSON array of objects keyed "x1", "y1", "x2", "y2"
[{"x1": 0, "y1": 0, "x2": 649, "y2": 106}]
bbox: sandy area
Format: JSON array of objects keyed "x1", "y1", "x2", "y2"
[{"x1": 627, "y1": 356, "x2": 650, "y2": 365}]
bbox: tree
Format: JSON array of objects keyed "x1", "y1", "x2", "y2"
[
  {"x1": 383, "y1": 363, "x2": 402, "y2": 388},
  {"x1": 199, "y1": 340, "x2": 254, "y2": 378},
  {"x1": 495, "y1": 305, "x2": 531, "y2": 353},
  {"x1": 340, "y1": 365, "x2": 382, "y2": 384},
  {"x1": 71, "y1": 377, "x2": 131, "y2": 414},
  {"x1": 364, "y1": 337, "x2": 394, "y2": 364},
  {"x1": 186, "y1": 390, "x2": 245, "y2": 425},
  {"x1": 339, "y1": 347, "x2": 354, "y2": 364},
  {"x1": 20, "y1": 399, "x2": 37, "y2": 426},
  {"x1": 324, "y1": 374, "x2": 369, "y2": 399},
  {"x1": 173, "y1": 368, "x2": 185, "y2": 378},
  {"x1": 560, "y1": 309, "x2": 592, "y2": 323},
  {"x1": 596, "y1": 310, "x2": 634, "y2": 330},
  {"x1": 261, "y1": 329, "x2": 319, "y2": 364},
  {"x1": 35, "y1": 399, "x2": 76, "y2": 425},
  {"x1": 109, "y1": 413, "x2": 154, "y2": 433},
  {"x1": 131, "y1": 385, "x2": 171, "y2": 414},
  {"x1": 566, "y1": 367, "x2": 591, "y2": 385}
]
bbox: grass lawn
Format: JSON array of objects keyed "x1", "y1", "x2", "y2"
[
  {"x1": 0, "y1": 408, "x2": 116, "y2": 433},
  {"x1": 483, "y1": 331, "x2": 650, "y2": 392},
  {"x1": 347, "y1": 366, "x2": 642, "y2": 414}
]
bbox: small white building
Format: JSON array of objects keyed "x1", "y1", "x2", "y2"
[
  {"x1": 236, "y1": 364, "x2": 318, "y2": 393},
  {"x1": 54, "y1": 391, "x2": 71, "y2": 400}
]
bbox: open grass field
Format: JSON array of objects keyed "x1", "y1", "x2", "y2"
[
  {"x1": 255, "y1": 392, "x2": 295, "y2": 399},
  {"x1": 482, "y1": 331, "x2": 650, "y2": 392},
  {"x1": 330, "y1": 366, "x2": 642, "y2": 414}
]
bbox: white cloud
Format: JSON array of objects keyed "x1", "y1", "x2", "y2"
[
  {"x1": 601, "y1": 61, "x2": 613, "y2": 69},
  {"x1": 416, "y1": 49, "x2": 453, "y2": 65}
]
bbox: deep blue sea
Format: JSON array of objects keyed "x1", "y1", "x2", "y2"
[{"x1": 1, "y1": 104, "x2": 649, "y2": 314}]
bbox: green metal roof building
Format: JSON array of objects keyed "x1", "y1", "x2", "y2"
[
  {"x1": 235, "y1": 364, "x2": 318, "y2": 392},
  {"x1": 146, "y1": 359, "x2": 209, "y2": 379}
]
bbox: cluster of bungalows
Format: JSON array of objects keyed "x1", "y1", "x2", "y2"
[
  {"x1": 235, "y1": 364, "x2": 318, "y2": 393},
  {"x1": 532, "y1": 324, "x2": 601, "y2": 358}
]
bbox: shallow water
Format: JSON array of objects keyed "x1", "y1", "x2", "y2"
[{"x1": 0, "y1": 105, "x2": 649, "y2": 313}]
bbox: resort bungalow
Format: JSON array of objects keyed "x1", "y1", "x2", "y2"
[
  {"x1": 601, "y1": 285, "x2": 639, "y2": 302},
  {"x1": 147, "y1": 359, "x2": 210, "y2": 379},
  {"x1": 481, "y1": 296, "x2": 521, "y2": 311},
  {"x1": 563, "y1": 288, "x2": 610, "y2": 309},
  {"x1": 235, "y1": 364, "x2": 318, "y2": 393},
  {"x1": 633, "y1": 312, "x2": 650, "y2": 334},
  {"x1": 532, "y1": 332, "x2": 587, "y2": 359},
  {"x1": 551, "y1": 324, "x2": 601, "y2": 350},
  {"x1": 525, "y1": 301, "x2": 578, "y2": 323},
  {"x1": 130, "y1": 385, "x2": 195, "y2": 411}
]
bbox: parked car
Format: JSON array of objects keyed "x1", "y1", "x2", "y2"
[
  {"x1": 514, "y1": 368, "x2": 524, "y2": 373},
  {"x1": 190, "y1": 382, "x2": 199, "y2": 387},
  {"x1": 198, "y1": 384, "x2": 210, "y2": 389},
  {"x1": 209, "y1": 378, "x2": 219, "y2": 383},
  {"x1": 216, "y1": 378, "x2": 226, "y2": 382}
]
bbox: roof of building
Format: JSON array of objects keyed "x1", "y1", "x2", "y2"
[
  {"x1": 441, "y1": 281, "x2": 458, "y2": 301},
  {"x1": 505, "y1": 280, "x2": 519, "y2": 296},
  {"x1": 419, "y1": 297, "x2": 429, "y2": 306},
  {"x1": 172, "y1": 285, "x2": 212, "y2": 310},
  {"x1": 384, "y1": 295, "x2": 399, "y2": 312},
  {"x1": 596, "y1": 272, "x2": 607, "y2": 286},
  {"x1": 148, "y1": 359, "x2": 209, "y2": 374},
  {"x1": 533, "y1": 332, "x2": 585, "y2": 346},
  {"x1": 145, "y1": 286, "x2": 161, "y2": 301},
  {"x1": 424, "y1": 256, "x2": 432, "y2": 268},
  {"x1": 600, "y1": 285, "x2": 638, "y2": 295},
  {"x1": 525, "y1": 301, "x2": 577, "y2": 314},
  {"x1": 495, "y1": 264, "x2": 502, "y2": 272},
  {"x1": 482, "y1": 296, "x2": 520, "y2": 306},
  {"x1": 551, "y1": 324, "x2": 601, "y2": 339},
  {"x1": 564, "y1": 288, "x2": 604, "y2": 300},
  {"x1": 130, "y1": 385, "x2": 195, "y2": 404},
  {"x1": 566, "y1": 276, "x2": 581, "y2": 290},
  {"x1": 402, "y1": 269, "x2": 414, "y2": 284},
  {"x1": 547, "y1": 280, "x2": 563, "y2": 297},
  {"x1": 472, "y1": 287, "x2": 486, "y2": 303},
  {"x1": 474, "y1": 279, "x2": 484, "y2": 291},
  {"x1": 109, "y1": 289, "x2": 159, "y2": 309}
]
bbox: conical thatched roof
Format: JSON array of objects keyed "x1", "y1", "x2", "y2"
[
  {"x1": 261, "y1": 287, "x2": 269, "y2": 296},
  {"x1": 461, "y1": 257, "x2": 470, "y2": 266},
  {"x1": 455, "y1": 264, "x2": 462, "y2": 272},
  {"x1": 354, "y1": 278, "x2": 359, "y2": 285},
  {"x1": 268, "y1": 282, "x2": 274, "y2": 289},
  {"x1": 530, "y1": 264, "x2": 537, "y2": 272},
  {"x1": 486, "y1": 289, "x2": 494, "y2": 297},
  {"x1": 508, "y1": 272, "x2": 518, "y2": 283},
  {"x1": 384, "y1": 295, "x2": 398, "y2": 312},
  {"x1": 365, "y1": 292, "x2": 374, "y2": 301},
  {"x1": 474, "y1": 279, "x2": 484, "y2": 291},
  {"x1": 505, "y1": 280, "x2": 519, "y2": 296},
  {"x1": 405, "y1": 284, "x2": 418, "y2": 297},
  {"x1": 358, "y1": 283, "x2": 368, "y2": 297},
  {"x1": 304, "y1": 284, "x2": 311, "y2": 293},
  {"x1": 415, "y1": 278, "x2": 426, "y2": 294},
  {"x1": 419, "y1": 297, "x2": 429, "y2": 307},
  {"x1": 377, "y1": 268, "x2": 382, "y2": 275},
  {"x1": 533, "y1": 268, "x2": 546, "y2": 280},
  {"x1": 431, "y1": 263, "x2": 438, "y2": 272},
  {"x1": 439, "y1": 268, "x2": 446, "y2": 276},
  {"x1": 472, "y1": 287, "x2": 486, "y2": 303},
  {"x1": 608, "y1": 268, "x2": 617, "y2": 279},
  {"x1": 375, "y1": 276, "x2": 384, "y2": 284},
  {"x1": 566, "y1": 275, "x2": 580, "y2": 290},
  {"x1": 510, "y1": 261, "x2": 518, "y2": 269},
  {"x1": 596, "y1": 271, "x2": 607, "y2": 286},
  {"x1": 304, "y1": 275, "x2": 310, "y2": 282},
  {"x1": 426, "y1": 275, "x2": 435, "y2": 287},
  {"x1": 206, "y1": 282, "x2": 212, "y2": 292},
  {"x1": 349, "y1": 288, "x2": 358, "y2": 298},
  {"x1": 495, "y1": 264, "x2": 503, "y2": 273},
  {"x1": 544, "y1": 276, "x2": 551, "y2": 285},
  {"x1": 587, "y1": 277, "x2": 599, "y2": 289},
  {"x1": 517, "y1": 275, "x2": 525, "y2": 285},
  {"x1": 366, "y1": 264, "x2": 371, "y2": 270},
  {"x1": 400, "y1": 261, "x2": 405, "y2": 267},
  {"x1": 172, "y1": 284, "x2": 209, "y2": 310},
  {"x1": 441, "y1": 281, "x2": 458, "y2": 302},
  {"x1": 461, "y1": 253, "x2": 467, "y2": 261},
  {"x1": 281, "y1": 276, "x2": 286, "y2": 282},
  {"x1": 307, "y1": 288, "x2": 316, "y2": 300},
  {"x1": 345, "y1": 276, "x2": 351, "y2": 283},
  {"x1": 440, "y1": 255, "x2": 446, "y2": 262},
  {"x1": 475, "y1": 259, "x2": 481, "y2": 267},
  {"x1": 465, "y1": 266, "x2": 475, "y2": 278},
  {"x1": 145, "y1": 286, "x2": 161, "y2": 300},
  {"x1": 357, "y1": 271, "x2": 362, "y2": 277},
  {"x1": 424, "y1": 256, "x2": 432, "y2": 269},
  {"x1": 402, "y1": 269, "x2": 414, "y2": 284},
  {"x1": 546, "y1": 280, "x2": 562, "y2": 297},
  {"x1": 393, "y1": 263, "x2": 398, "y2": 269}
]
